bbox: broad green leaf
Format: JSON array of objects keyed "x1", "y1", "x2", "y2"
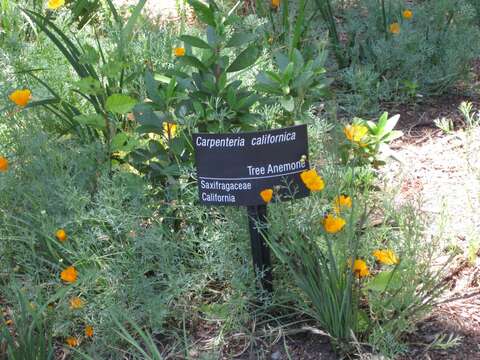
[
  {"x1": 235, "y1": 93, "x2": 259, "y2": 111},
  {"x1": 166, "y1": 77, "x2": 177, "y2": 99},
  {"x1": 227, "y1": 46, "x2": 260, "y2": 73},
  {"x1": 292, "y1": 70, "x2": 314, "y2": 90},
  {"x1": 178, "y1": 55, "x2": 207, "y2": 71},
  {"x1": 154, "y1": 74, "x2": 171, "y2": 84},
  {"x1": 366, "y1": 120, "x2": 377, "y2": 133},
  {"x1": 106, "y1": 94, "x2": 137, "y2": 114},
  {"x1": 179, "y1": 35, "x2": 211, "y2": 49},
  {"x1": 383, "y1": 114, "x2": 400, "y2": 134},
  {"x1": 111, "y1": 132, "x2": 129, "y2": 152},
  {"x1": 226, "y1": 32, "x2": 256, "y2": 48},
  {"x1": 144, "y1": 71, "x2": 164, "y2": 106},
  {"x1": 254, "y1": 83, "x2": 283, "y2": 95},
  {"x1": 376, "y1": 112, "x2": 389, "y2": 134},
  {"x1": 187, "y1": 0, "x2": 215, "y2": 27},
  {"x1": 280, "y1": 96, "x2": 295, "y2": 112},
  {"x1": 206, "y1": 26, "x2": 219, "y2": 46},
  {"x1": 366, "y1": 270, "x2": 402, "y2": 292},
  {"x1": 283, "y1": 63, "x2": 295, "y2": 83},
  {"x1": 169, "y1": 137, "x2": 186, "y2": 155},
  {"x1": 382, "y1": 130, "x2": 403, "y2": 142},
  {"x1": 74, "y1": 114, "x2": 106, "y2": 129},
  {"x1": 74, "y1": 77, "x2": 102, "y2": 95},
  {"x1": 274, "y1": 52, "x2": 290, "y2": 72},
  {"x1": 291, "y1": 48, "x2": 304, "y2": 68},
  {"x1": 133, "y1": 104, "x2": 162, "y2": 130}
]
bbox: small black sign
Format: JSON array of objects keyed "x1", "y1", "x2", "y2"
[{"x1": 193, "y1": 125, "x2": 310, "y2": 206}]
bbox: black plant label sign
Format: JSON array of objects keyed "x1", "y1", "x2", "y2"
[{"x1": 193, "y1": 125, "x2": 310, "y2": 206}]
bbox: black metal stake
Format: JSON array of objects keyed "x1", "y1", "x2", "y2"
[{"x1": 247, "y1": 205, "x2": 273, "y2": 294}]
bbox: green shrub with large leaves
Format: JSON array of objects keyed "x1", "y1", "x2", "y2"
[
  {"x1": 177, "y1": 0, "x2": 263, "y2": 132},
  {"x1": 129, "y1": 0, "x2": 264, "y2": 191},
  {"x1": 255, "y1": 48, "x2": 331, "y2": 125}
]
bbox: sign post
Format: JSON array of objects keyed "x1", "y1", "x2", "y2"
[
  {"x1": 247, "y1": 204, "x2": 273, "y2": 293},
  {"x1": 193, "y1": 125, "x2": 310, "y2": 294}
]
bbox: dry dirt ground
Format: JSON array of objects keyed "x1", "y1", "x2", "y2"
[
  {"x1": 383, "y1": 99, "x2": 480, "y2": 360},
  {"x1": 113, "y1": 0, "x2": 181, "y2": 20}
]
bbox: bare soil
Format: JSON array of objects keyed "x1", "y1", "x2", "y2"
[
  {"x1": 382, "y1": 98, "x2": 480, "y2": 360},
  {"x1": 113, "y1": 0, "x2": 180, "y2": 20}
]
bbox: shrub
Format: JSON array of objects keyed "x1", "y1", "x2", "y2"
[{"x1": 311, "y1": 0, "x2": 480, "y2": 114}]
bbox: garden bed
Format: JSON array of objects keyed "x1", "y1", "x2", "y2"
[{"x1": 1, "y1": 0, "x2": 479, "y2": 359}]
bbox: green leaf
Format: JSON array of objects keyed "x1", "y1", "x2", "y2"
[
  {"x1": 178, "y1": 55, "x2": 208, "y2": 71},
  {"x1": 119, "y1": 0, "x2": 147, "y2": 56},
  {"x1": 382, "y1": 130, "x2": 403, "y2": 142},
  {"x1": 187, "y1": 0, "x2": 215, "y2": 27},
  {"x1": 74, "y1": 77, "x2": 102, "y2": 95},
  {"x1": 383, "y1": 114, "x2": 400, "y2": 134},
  {"x1": 179, "y1": 35, "x2": 211, "y2": 49},
  {"x1": 134, "y1": 104, "x2": 162, "y2": 129},
  {"x1": 106, "y1": 94, "x2": 137, "y2": 114},
  {"x1": 280, "y1": 96, "x2": 295, "y2": 112},
  {"x1": 235, "y1": 93, "x2": 259, "y2": 111},
  {"x1": 74, "y1": 114, "x2": 106, "y2": 129},
  {"x1": 274, "y1": 52, "x2": 290, "y2": 72},
  {"x1": 111, "y1": 132, "x2": 129, "y2": 152},
  {"x1": 169, "y1": 137, "x2": 186, "y2": 155},
  {"x1": 226, "y1": 32, "x2": 256, "y2": 48},
  {"x1": 101, "y1": 61, "x2": 124, "y2": 78},
  {"x1": 154, "y1": 74, "x2": 171, "y2": 84},
  {"x1": 283, "y1": 63, "x2": 295, "y2": 83},
  {"x1": 376, "y1": 112, "x2": 389, "y2": 135},
  {"x1": 145, "y1": 71, "x2": 164, "y2": 106},
  {"x1": 291, "y1": 48, "x2": 304, "y2": 68},
  {"x1": 79, "y1": 44, "x2": 100, "y2": 65},
  {"x1": 206, "y1": 26, "x2": 219, "y2": 47},
  {"x1": 366, "y1": 270, "x2": 402, "y2": 292},
  {"x1": 227, "y1": 46, "x2": 260, "y2": 73}
]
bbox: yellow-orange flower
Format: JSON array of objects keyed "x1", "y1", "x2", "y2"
[
  {"x1": 389, "y1": 22, "x2": 401, "y2": 34},
  {"x1": 403, "y1": 9, "x2": 413, "y2": 20},
  {"x1": 271, "y1": 0, "x2": 280, "y2": 9},
  {"x1": 260, "y1": 189, "x2": 273, "y2": 203},
  {"x1": 372, "y1": 249, "x2": 399, "y2": 265},
  {"x1": 66, "y1": 336, "x2": 79, "y2": 347},
  {"x1": 69, "y1": 297, "x2": 85, "y2": 310},
  {"x1": 353, "y1": 259, "x2": 370, "y2": 278},
  {"x1": 0, "y1": 156, "x2": 9, "y2": 172},
  {"x1": 163, "y1": 122, "x2": 178, "y2": 138},
  {"x1": 85, "y1": 325, "x2": 94, "y2": 338},
  {"x1": 60, "y1": 266, "x2": 78, "y2": 283},
  {"x1": 323, "y1": 214, "x2": 346, "y2": 234},
  {"x1": 174, "y1": 47, "x2": 185, "y2": 57},
  {"x1": 333, "y1": 194, "x2": 352, "y2": 214},
  {"x1": 47, "y1": 0, "x2": 65, "y2": 10},
  {"x1": 9, "y1": 89, "x2": 32, "y2": 107},
  {"x1": 55, "y1": 229, "x2": 67, "y2": 242},
  {"x1": 5, "y1": 319, "x2": 13, "y2": 326},
  {"x1": 343, "y1": 124, "x2": 369, "y2": 143},
  {"x1": 300, "y1": 169, "x2": 325, "y2": 192}
]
